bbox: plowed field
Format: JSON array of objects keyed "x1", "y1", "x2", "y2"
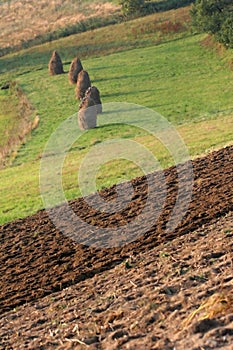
[{"x1": 0, "y1": 145, "x2": 232, "y2": 349}]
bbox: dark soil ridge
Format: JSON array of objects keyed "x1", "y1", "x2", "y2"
[
  {"x1": 0, "y1": 145, "x2": 232, "y2": 315},
  {"x1": 0, "y1": 211, "x2": 232, "y2": 350}
]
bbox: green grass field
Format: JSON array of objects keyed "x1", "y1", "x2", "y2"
[{"x1": 0, "y1": 6, "x2": 232, "y2": 225}]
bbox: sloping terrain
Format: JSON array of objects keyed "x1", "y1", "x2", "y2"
[
  {"x1": 0, "y1": 0, "x2": 119, "y2": 51},
  {"x1": 0, "y1": 145, "x2": 232, "y2": 349},
  {"x1": 0, "y1": 212, "x2": 232, "y2": 349},
  {"x1": 0, "y1": 82, "x2": 37, "y2": 168}
]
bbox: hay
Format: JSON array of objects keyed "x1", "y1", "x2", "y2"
[
  {"x1": 68, "y1": 57, "x2": 83, "y2": 84},
  {"x1": 78, "y1": 96, "x2": 97, "y2": 130},
  {"x1": 31, "y1": 115, "x2": 40, "y2": 130},
  {"x1": 85, "y1": 86, "x2": 102, "y2": 114},
  {"x1": 75, "y1": 70, "x2": 91, "y2": 100},
  {"x1": 48, "y1": 50, "x2": 64, "y2": 75},
  {"x1": 181, "y1": 289, "x2": 233, "y2": 329},
  {"x1": 75, "y1": 70, "x2": 91, "y2": 99}
]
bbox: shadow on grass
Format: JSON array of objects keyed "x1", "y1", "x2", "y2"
[{"x1": 147, "y1": 0, "x2": 195, "y2": 13}]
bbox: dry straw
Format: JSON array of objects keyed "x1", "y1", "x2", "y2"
[
  {"x1": 78, "y1": 96, "x2": 97, "y2": 130},
  {"x1": 85, "y1": 86, "x2": 102, "y2": 114},
  {"x1": 75, "y1": 70, "x2": 91, "y2": 100},
  {"x1": 68, "y1": 57, "x2": 83, "y2": 84},
  {"x1": 182, "y1": 289, "x2": 233, "y2": 329},
  {"x1": 48, "y1": 50, "x2": 64, "y2": 75}
]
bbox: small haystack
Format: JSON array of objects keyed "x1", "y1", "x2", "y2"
[
  {"x1": 85, "y1": 86, "x2": 102, "y2": 114},
  {"x1": 68, "y1": 57, "x2": 83, "y2": 84},
  {"x1": 75, "y1": 70, "x2": 91, "y2": 100},
  {"x1": 48, "y1": 50, "x2": 64, "y2": 75},
  {"x1": 78, "y1": 96, "x2": 97, "y2": 130}
]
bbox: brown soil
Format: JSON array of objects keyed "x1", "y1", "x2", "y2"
[{"x1": 0, "y1": 145, "x2": 232, "y2": 349}]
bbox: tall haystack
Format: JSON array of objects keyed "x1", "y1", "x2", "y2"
[
  {"x1": 78, "y1": 96, "x2": 97, "y2": 130},
  {"x1": 85, "y1": 86, "x2": 102, "y2": 114},
  {"x1": 68, "y1": 57, "x2": 83, "y2": 84},
  {"x1": 75, "y1": 70, "x2": 91, "y2": 100},
  {"x1": 48, "y1": 50, "x2": 64, "y2": 75}
]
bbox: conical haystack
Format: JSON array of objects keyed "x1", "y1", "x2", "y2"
[
  {"x1": 78, "y1": 96, "x2": 97, "y2": 130},
  {"x1": 68, "y1": 57, "x2": 83, "y2": 84},
  {"x1": 85, "y1": 86, "x2": 102, "y2": 114},
  {"x1": 75, "y1": 70, "x2": 91, "y2": 100},
  {"x1": 48, "y1": 50, "x2": 64, "y2": 75}
]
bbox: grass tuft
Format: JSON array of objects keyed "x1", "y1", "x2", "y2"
[{"x1": 182, "y1": 289, "x2": 233, "y2": 329}]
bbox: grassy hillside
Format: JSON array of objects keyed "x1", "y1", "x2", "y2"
[
  {"x1": 0, "y1": 6, "x2": 232, "y2": 225},
  {"x1": 12, "y1": 34, "x2": 233, "y2": 165},
  {"x1": 0, "y1": 6, "x2": 191, "y2": 72}
]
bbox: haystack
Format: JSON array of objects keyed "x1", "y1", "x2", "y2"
[
  {"x1": 68, "y1": 57, "x2": 83, "y2": 84},
  {"x1": 85, "y1": 86, "x2": 102, "y2": 114},
  {"x1": 75, "y1": 70, "x2": 91, "y2": 100},
  {"x1": 48, "y1": 50, "x2": 64, "y2": 75},
  {"x1": 78, "y1": 96, "x2": 97, "y2": 130}
]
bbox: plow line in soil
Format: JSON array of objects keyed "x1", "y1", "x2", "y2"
[{"x1": 0, "y1": 145, "x2": 232, "y2": 315}]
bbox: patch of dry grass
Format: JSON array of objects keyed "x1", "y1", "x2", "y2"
[
  {"x1": 182, "y1": 288, "x2": 233, "y2": 329},
  {"x1": 0, "y1": 0, "x2": 119, "y2": 50},
  {"x1": 0, "y1": 82, "x2": 37, "y2": 168}
]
